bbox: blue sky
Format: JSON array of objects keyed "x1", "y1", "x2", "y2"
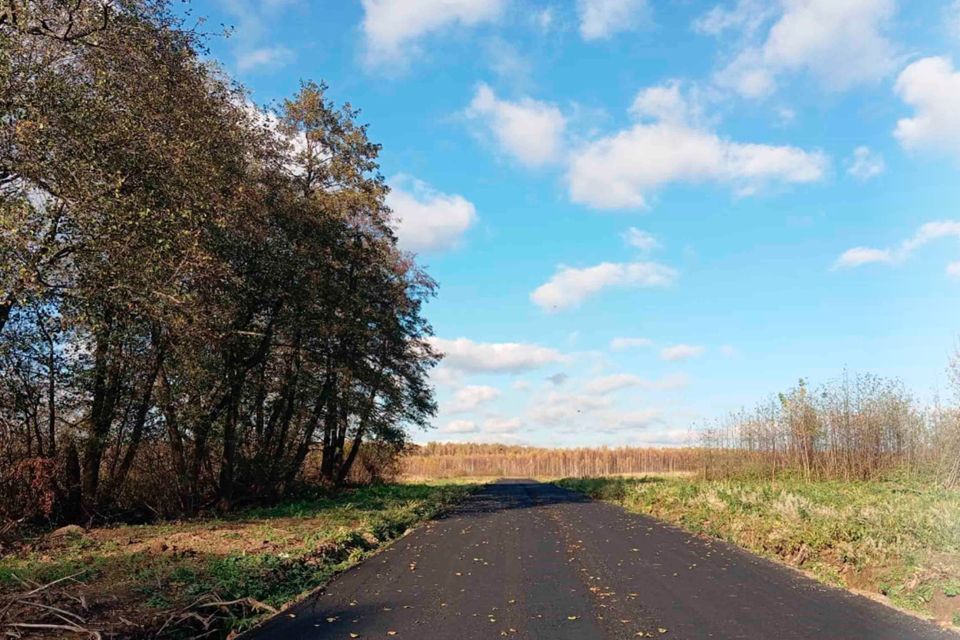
[{"x1": 186, "y1": 0, "x2": 960, "y2": 446}]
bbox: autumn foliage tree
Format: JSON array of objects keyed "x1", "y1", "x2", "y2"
[{"x1": 0, "y1": 0, "x2": 439, "y2": 523}]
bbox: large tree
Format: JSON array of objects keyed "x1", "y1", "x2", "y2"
[{"x1": 0, "y1": 0, "x2": 439, "y2": 523}]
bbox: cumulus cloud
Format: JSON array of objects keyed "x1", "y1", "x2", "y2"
[
  {"x1": 894, "y1": 57, "x2": 960, "y2": 159},
  {"x1": 531, "y1": 261, "x2": 678, "y2": 311},
  {"x1": 660, "y1": 344, "x2": 705, "y2": 361},
  {"x1": 525, "y1": 391, "x2": 667, "y2": 434},
  {"x1": 446, "y1": 385, "x2": 501, "y2": 413},
  {"x1": 387, "y1": 175, "x2": 476, "y2": 252},
  {"x1": 583, "y1": 373, "x2": 690, "y2": 394},
  {"x1": 567, "y1": 83, "x2": 827, "y2": 209},
  {"x1": 429, "y1": 337, "x2": 566, "y2": 373},
  {"x1": 845, "y1": 146, "x2": 885, "y2": 181},
  {"x1": 948, "y1": 261, "x2": 960, "y2": 278},
  {"x1": 629, "y1": 81, "x2": 704, "y2": 125},
  {"x1": 834, "y1": 247, "x2": 894, "y2": 268},
  {"x1": 578, "y1": 0, "x2": 651, "y2": 41},
  {"x1": 834, "y1": 220, "x2": 960, "y2": 269},
  {"x1": 694, "y1": 0, "x2": 776, "y2": 37},
  {"x1": 527, "y1": 391, "x2": 612, "y2": 425},
  {"x1": 706, "y1": 0, "x2": 897, "y2": 99},
  {"x1": 361, "y1": 0, "x2": 504, "y2": 68},
  {"x1": 236, "y1": 45, "x2": 294, "y2": 72},
  {"x1": 465, "y1": 84, "x2": 567, "y2": 167},
  {"x1": 483, "y1": 417, "x2": 523, "y2": 433},
  {"x1": 440, "y1": 419, "x2": 479, "y2": 434},
  {"x1": 219, "y1": 0, "x2": 298, "y2": 73},
  {"x1": 610, "y1": 337, "x2": 654, "y2": 350},
  {"x1": 431, "y1": 366, "x2": 464, "y2": 388},
  {"x1": 623, "y1": 228, "x2": 661, "y2": 252}
]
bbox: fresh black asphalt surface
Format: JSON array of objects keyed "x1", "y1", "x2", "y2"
[{"x1": 245, "y1": 479, "x2": 955, "y2": 639}]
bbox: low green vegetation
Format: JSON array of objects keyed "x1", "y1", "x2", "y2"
[
  {"x1": 0, "y1": 483, "x2": 474, "y2": 638},
  {"x1": 556, "y1": 474, "x2": 960, "y2": 625}
]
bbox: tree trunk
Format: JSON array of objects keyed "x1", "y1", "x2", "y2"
[
  {"x1": 0, "y1": 293, "x2": 13, "y2": 335},
  {"x1": 61, "y1": 440, "x2": 82, "y2": 524},
  {"x1": 81, "y1": 326, "x2": 121, "y2": 518},
  {"x1": 281, "y1": 372, "x2": 333, "y2": 490},
  {"x1": 104, "y1": 336, "x2": 164, "y2": 502},
  {"x1": 335, "y1": 370, "x2": 383, "y2": 486}
]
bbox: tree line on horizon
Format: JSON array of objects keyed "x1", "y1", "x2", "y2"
[
  {"x1": 0, "y1": 0, "x2": 439, "y2": 524},
  {"x1": 404, "y1": 364, "x2": 960, "y2": 485}
]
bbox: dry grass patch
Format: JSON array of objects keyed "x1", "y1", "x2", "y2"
[
  {"x1": 0, "y1": 483, "x2": 474, "y2": 638},
  {"x1": 556, "y1": 474, "x2": 960, "y2": 626}
]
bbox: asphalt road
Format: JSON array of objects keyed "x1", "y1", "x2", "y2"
[{"x1": 245, "y1": 480, "x2": 955, "y2": 640}]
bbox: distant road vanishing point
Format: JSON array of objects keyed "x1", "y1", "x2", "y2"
[{"x1": 245, "y1": 480, "x2": 955, "y2": 640}]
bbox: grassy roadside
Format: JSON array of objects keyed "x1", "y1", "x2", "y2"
[
  {"x1": 555, "y1": 475, "x2": 960, "y2": 627},
  {"x1": 0, "y1": 483, "x2": 475, "y2": 638}
]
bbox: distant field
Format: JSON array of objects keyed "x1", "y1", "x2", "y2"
[
  {"x1": 401, "y1": 442, "x2": 702, "y2": 478},
  {"x1": 0, "y1": 483, "x2": 474, "y2": 638},
  {"x1": 556, "y1": 474, "x2": 960, "y2": 627}
]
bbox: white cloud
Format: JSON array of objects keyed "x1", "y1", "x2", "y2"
[
  {"x1": 431, "y1": 366, "x2": 464, "y2": 387},
  {"x1": 949, "y1": 1, "x2": 960, "y2": 40},
  {"x1": 531, "y1": 261, "x2": 678, "y2": 311},
  {"x1": 483, "y1": 417, "x2": 522, "y2": 433},
  {"x1": 834, "y1": 247, "x2": 894, "y2": 268},
  {"x1": 525, "y1": 390, "x2": 667, "y2": 434},
  {"x1": 720, "y1": 345, "x2": 737, "y2": 357},
  {"x1": 603, "y1": 409, "x2": 663, "y2": 431},
  {"x1": 629, "y1": 81, "x2": 704, "y2": 126},
  {"x1": 948, "y1": 261, "x2": 960, "y2": 278},
  {"x1": 511, "y1": 380, "x2": 532, "y2": 391},
  {"x1": 534, "y1": 8, "x2": 555, "y2": 32},
  {"x1": 440, "y1": 419, "x2": 479, "y2": 434},
  {"x1": 567, "y1": 83, "x2": 827, "y2": 209},
  {"x1": 846, "y1": 146, "x2": 885, "y2": 181},
  {"x1": 447, "y1": 385, "x2": 501, "y2": 413},
  {"x1": 361, "y1": 0, "x2": 504, "y2": 68},
  {"x1": 694, "y1": 0, "x2": 776, "y2": 37},
  {"x1": 578, "y1": 0, "x2": 651, "y2": 41},
  {"x1": 610, "y1": 337, "x2": 654, "y2": 350},
  {"x1": 894, "y1": 57, "x2": 960, "y2": 159},
  {"x1": 583, "y1": 373, "x2": 690, "y2": 394},
  {"x1": 236, "y1": 45, "x2": 294, "y2": 72},
  {"x1": 707, "y1": 0, "x2": 897, "y2": 99},
  {"x1": 387, "y1": 175, "x2": 477, "y2": 252},
  {"x1": 466, "y1": 84, "x2": 567, "y2": 167},
  {"x1": 660, "y1": 344, "x2": 705, "y2": 361},
  {"x1": 834, "y1": 220, "x2": 960, "y2": 269},
  {"x1": 219, "y1": 0, "x2": 298, "y2": 73},
  {"x1": 429, "y1": 337, "x2": 566, "y2": 373},
  {"x1": 622, "y1": 228, "x2": 661, "y2": 252},
  {"x1": 485, "y1": 39, "x2": 533, "y2": 86},
  {"x1": 527, "y1": 391, "x2": 612, "y2": 425}
]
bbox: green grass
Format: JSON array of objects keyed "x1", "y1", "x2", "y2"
[
  {"x1": 555, "y1": 474, "x2": 960, "y2": 624},
  {"x1": 0, "y1": 482, "x2": 475, "y2": 637}
]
